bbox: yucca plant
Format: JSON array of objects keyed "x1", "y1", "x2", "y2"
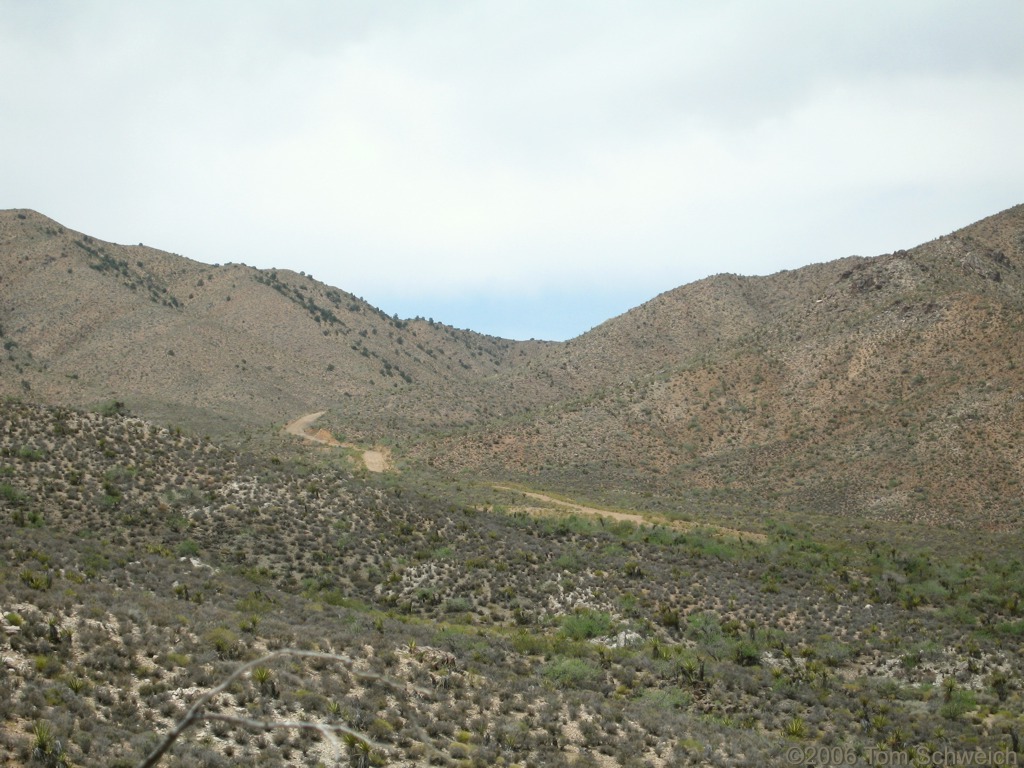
[
  {"x1": 783, "y1": 716, "x2": 807, "y2": 739},
  {"x1": 31, "y1": 721, "x2": 70, "y2": 768},
  {"x1": 251, "y1": 665, "x2": 277, "y2": 696},
  {"x1": 343, "y1": 733, "x2": 372, "y2": 768}
]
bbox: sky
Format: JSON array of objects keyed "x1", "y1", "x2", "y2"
[{"x1": 2, "y1": 2, "x2": 1023, "y2": 340}]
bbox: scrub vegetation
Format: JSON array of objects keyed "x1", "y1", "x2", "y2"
[
  {"x1": 2, "y1": 205, "x2": 1024, "y2": 764},
  {"x1": 1, "y1": 401, "x2": 1022, "y2": 766}
]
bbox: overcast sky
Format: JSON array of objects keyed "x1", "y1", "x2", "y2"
[{"x1": 3, "y1": 2, "x2": 1023, "y2": 340}]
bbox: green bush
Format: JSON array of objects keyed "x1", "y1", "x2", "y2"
[
  {"x1": 939, "y1": 689, "x2": 977, "y2": 720},
  {"x1": 637, "y1": 687, "x2": 691, "y2": 710},
  {"x1": 444, "y1": 597, "x2": 472, "y2": 613},
  {"x1": 204, "y1": 627, "x2": 241, "y2": 659},
  {"x1": 732, "y1": 639, "x2": 761, "y2": 667},
  {"x1": 784, "y1": 716, "x2": 808, "y2": 739},
  {"x1": 20, "y1": 569, "x2": 52, "y2": 590},
  {"x1": 543, "y1": 657, "x2": 602, "y2": 688},
  {"x1": 0, "y1": 482, "x2": 26, "y2": 505},
  {"x1": 560, "y1": 609, "x2": 614, "y2": 641},
  {"x1": 176, "y1": 539, "x2": 200, "y2": 557}
]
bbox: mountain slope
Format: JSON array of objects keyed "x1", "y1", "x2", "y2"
[
  {"x1": 2, "y1": 204, "x2": 1023, "y2": 531},
  {"x1": 422, "y1": 205, "x2": 1024, "y2": 531},
  {"x1": 0, "y1": 209, "x2": 555, "y2": 436},
  {"x1": 3, "y1": 399, "x2": 1021, "y2": 766}
]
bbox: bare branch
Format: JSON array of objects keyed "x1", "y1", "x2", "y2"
[{"x1": 136, "y1": 648, "x2": 424, "y2": 768}]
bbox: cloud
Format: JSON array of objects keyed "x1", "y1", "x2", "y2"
[{"x1": 2, "y1": 1, "x2": 1023, "y2": 338}]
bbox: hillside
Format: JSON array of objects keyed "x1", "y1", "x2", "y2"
[
  {"x1": 1, "y1": 400, "x2": 1022, "y2": 766},
  {"x1": 0, "y1": 209, "x2": 556, "y2": 438},
  {"x1": 419, "y1": 205, "x2": 1024, "y2": 533},
  {"x1": 3, "y1": 205, "x2": 1024, "y2": 764},
  {"x1": 4, "y1": 206, "x2": 1024, "y2": 533},
  {"x1": 4, "y1": 205, "x2": 1024, "y2": 534}
]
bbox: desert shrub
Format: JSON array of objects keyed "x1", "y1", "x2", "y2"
[
  {"x1": 204, "y1": 627, "x2": 242, "y2": 659},
  {"x1": 443, "y1": 597, "x2": 472, "y2": 613},
  {"x1": 784, "y1": 715, "x2": 808, "y2": 739},
  {"x1": 543, "y1": 657, "x2": 603, "y2": 688},
  {"x1": 30, "y1": 720, "x2": 71, "y2": 768},
  {"x1": 732, "y1": 639, "x2": 761, "y2": 667},
  {"x1": 34, "y1": 654, "x2": 63, "y2": 678},
  {"x1": 939, "y1": 688, "x2": 976, "y2": 720},
  {"x1": 988, "y1": 619, "x2": 1024, "y2": 638},
  {"x1": 555, "y1": 550, "x2": 584, "y2": 571},
  {"x1": 815, "y1": 638, "x2": 854, "y2": 667},
  {"x1": 1, "y1": 481, "x2": 27, "y2": 505},
  {"x1": 561, "y1": 610, "x2": 615, "y2": 641},
  {"x1": 635, "y1": 687, "x2": 690, "y2": 711}
]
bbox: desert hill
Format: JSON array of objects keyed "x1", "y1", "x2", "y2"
[
  {"x1": 2, "y1": 205, "x2": 1023, "y2": 532},
  {"x1": 2, "y1": 207, "x2": 1024, "y2": 765},
  {"x1": 0, "y1": 397, "x2": 1019, "y2": 766},
  {"x1": 0, "y1": 209, "x2": 557, "y2": 437},
  {"x1": 419, "y1": 204, "x2": 1024, "y2": 532}
]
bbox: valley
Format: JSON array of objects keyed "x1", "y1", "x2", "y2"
[{"x1": 1, "y1": 206, "x2": 1023, "y2": 765}]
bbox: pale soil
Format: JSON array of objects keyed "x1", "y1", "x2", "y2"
[
  {"x1": 494, "y1": 485, "x2": 767, "y2": 543},
  {"x1": 283, "y1": 411, "x2": 341, "y2": 446},
  {"x1": 283, "y1": 411, "x2": 392, "y2": 473},
  {"x1": 361, "y1": 449, "x2": 390, "y2": 473}
]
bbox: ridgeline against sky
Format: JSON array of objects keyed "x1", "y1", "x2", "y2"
[{"x1": 2, "y1": 1, "x2": 1023, "y2": 339}]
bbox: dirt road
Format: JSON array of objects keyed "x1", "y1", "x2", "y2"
[
  {"x1": 283, "y1": 411, "x2": 340, "y2": 446},
  {"x1": 283, "y1": 412, "x2": 391, "y2": 473},
  {"x1": 493, "y1": 485, "x2": 766, "y2": 543},
  {"x1": 284, "y1": 415, "x2": 757, "y2": 539},
  {"x1": 361, "y1": 450, "x2": 389, "y2": 473}
]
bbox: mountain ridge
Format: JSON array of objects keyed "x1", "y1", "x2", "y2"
[
  {"x1": 3, "y1": 204, "x2": 1023, "y2": 532},
  {"x1": 0, "y1": 208, "x2": 558, "y2": 433}
]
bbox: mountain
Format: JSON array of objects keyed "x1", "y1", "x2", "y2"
[
  {"x1": 0, "y1": 209, "x2": 556, "y2": 437},
  {"x1": 422, "y1": 204, "x2": 1024, "y2": 532},
  {"x1": 3, "y1": 205, "x2": 1024, "y2": 766},
  {"x1": 2, "y1": 205, "x2": 1023, "y2": 532}
]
